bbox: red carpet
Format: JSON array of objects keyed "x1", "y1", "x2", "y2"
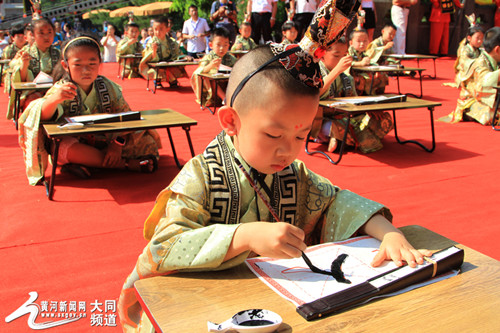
[{"x1": 1, "y1": 58, "x2": 499, "y2": 332}]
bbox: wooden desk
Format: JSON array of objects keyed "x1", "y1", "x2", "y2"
[
  {"x1": 0, "y1": 58, "x2": 11, "y2": 85},
  {"x1": 146, "y1": 61, "x2": 198, "y2": 93},
  {"x1": 11, "y1": 82, "x2": 53, "y2": 130},
  {"x1": 42, "y1": 109, "x2": 197, "y2": 200},
  {"x1": 306, "y1": 96, "x2": 441, "y2": 165},
  {"x1": 351, "y1": 66, "x2": 425, "y2": 98},
  {"x1": 134, "y1": 225, "x2": 500, "y2": 332},
  {"x1": 117, "y1": 54, "x2": 143, "y2": 80},
  {"x1": 197, "y1": 72, "x2": 230, "y2": 115},
  {"x1": 383, "y1": 54, "x2": 438, "y2": 79},
  {"x1": 229, "y1": 50, "x2": 248, "y2": 59}
]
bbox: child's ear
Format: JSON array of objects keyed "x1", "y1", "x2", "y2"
[
  {"x1": 209, "y1": 41, "x2": 213, "y2": 50},
  {"x1": 61, "y1": 59, "x2": 69, "y2": 71},
  {"x1": 218, "y1": 106, "x2": 239, "y2": 136}
]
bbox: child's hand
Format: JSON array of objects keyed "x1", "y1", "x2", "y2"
[
  {"x1": 371, "y1": 231, "x2": 432, "y2": 268},
  {"x1": 208, "y1": 57, "x2": 222, "y2": 70},
  {"x1": 49, "y1": 82, "x2": 78, "y2": 104},
  {"x1": 18, "y1": 50, "x2": 31, "y2": 69},
  {"x1": 234, "y1": 43, "x2": 242, "y2": 50},
  {"x1": 361, "y1": 57, "x2": 371, "y2": 66},
  {"x1": 335, "y1": 55, "x2": 353, "y2": 73},
  {"x1": 384, "y1": 41, "x2": 394, "y2": 50}
]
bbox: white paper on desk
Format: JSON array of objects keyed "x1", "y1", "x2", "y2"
[
  {"x1": 327, "y1": 95, "x2": 394, "y2": 107},
  {"x1": 65, "y1": 111, "x2": 142, "y2": 123},
  {"x1": 361, "y1": 65, "x2": 399, "y2": 70},
  {"x1": 218, "y1": 64, "x2": 232, "y2": 73},
  {"x1": 33, "y1": 71, "x2": 53, "y2": 84},
  {"x1": 245, "y1": 236, "x2": 458, "y2": 307}
]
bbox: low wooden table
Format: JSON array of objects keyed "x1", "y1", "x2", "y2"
[
  {"x1": 229, "y1": 50, "x2": 248, "y2": 59},
  {"x1": 42, "y1": 109, "x2": 197, "y2": 200},
  {"x1": 306, "y1": 96, "x2": 441, "y2": 165},
  {"x1": 117, "y1": 54, "x2": 143, "y2": 80},
  {"x1": 146, "y1": 61, "x2": 198, "y2": 93},
  {"x1": 134, "y1": 225, "x2": 500, "y2": 332},
  {"x1": 351, "y1": 66, "x2": 426, "y2": 98},
  {"x1": 383, "y1": 54, "x2": 438, "y2": 79},
  {"x1": 197, "y1": 72, "x2": 230, "y2": 115},
  {"x1": 11, "y1": 82, "x2": 53, "y2": 130}
]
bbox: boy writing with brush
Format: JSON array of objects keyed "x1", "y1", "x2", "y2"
[{"x1": 119, "y1": 1, "x2": 430, "y2": 331}]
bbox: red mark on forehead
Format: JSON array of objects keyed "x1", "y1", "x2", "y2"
[{"x1": 295, "y1": 124, "x2": 303, "y2": 130}]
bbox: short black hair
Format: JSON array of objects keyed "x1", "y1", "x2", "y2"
[
  {"x1": 226, "y1": 45, "x2": 319, "y2": 115},
  {"x1": 125, "y1": 22, "x2": 140, "y2": 31},
  {"x1": 189, "y1": 5, "x2": 198, "y2": 10},
  {"x1": 210, "y1": 27, "x2": 230, "y2": 42},
  {"x1": 153, "y1": 16, "x2": 169, "y2": 27},
  {"x1": 467, "y1": 25, "x2": 485, "y2": 38},
  {"x1": 483, "y1": 27, "x2": 500, "y2": 53},
  {"x1": 10, "y1": 24, "x2": 25, "y2": 37},
  {"x1": 349, "y1": 28, "x2": 367, "y2": 40},
  {"x1": 382, "y1": 21, "x2": 397, "y2": 31},
  {"x1": 240, "y1": 21, "x2": 251, "y2": 29},
  {"x1": 24, "y1": 23, "x2": 33, "y2": 34},
  {"x1": 281, "y1": 21, "x2": 297, "y2": 33},
  {"x1": 32, "y1": 18, "x2": 55, "y2": 31}
]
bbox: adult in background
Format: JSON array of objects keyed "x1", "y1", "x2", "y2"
[
  {"x1": 361, "y1": 0, "x2": 377, "y2": 40},
  {"x1": 246, "y1": 0, "x2": 278, "y2": 44},
  {"x1": 429, "y1": 0, "x2": 463, "y2": 56},
  {"x1": 100, "y1": 23, "x2": 121, "y2": 63},
  {"x1": 391, "y1": 0, "x2": 418, "y2": 54},
  {"x1": 211, "y1": 0, "x2": 238, "y2": 44},
  {"x1": 289, "y1": 0, "x2": 319, "y2": 41},
  {"x1": 182, "y1": 5, "x2": 211, "y2": 58}
]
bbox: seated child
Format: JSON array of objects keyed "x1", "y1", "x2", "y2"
[
  {"x1": 231, "y1": 21, "x2": 257, "y2": 51},
  {"x1": 116, "y1": 22, "x2": 143, "y2": 79},
  {"x1": 2, "y1": 24, "x2": 26, "y2": 91},
  {"x1": 191, "y1": 27, "x2": 236, "y2": 106},
  {"x1": 316, "y1": 37, "x2": 393, "y2": 154},
  {"x1": 18, "y1": 36, "x2": 160, "y2": 185},
  {"x1": 366, "y1": 21, "x2": 398, "y2": 65},
  {"x1": 139, "y1": 16, "x2": 187, "y2": 87},
  {"x1": 281, "y1": 20, "x2": 298, "y2": 45},
  {"x1": 24, "y1": 23, "x2": 35, "y2": 47},
  {"x1": 453, "y1": 25, "x2": 484, "y2": 87},
  {"x1": 349, "y1": 28, "x2": 388, "y2": 95},
  {"x1": 439, "y1": 27, "x2": 500, "y2": 125},
  {"x1": 7, "y1": 18, "x2": 60, "y2": 120},
  {"x1": 118, "y1": 1, "x2": 429, "y2": 331}
]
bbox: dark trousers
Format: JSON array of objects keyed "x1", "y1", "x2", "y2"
[
  {"x1": 251, "y1": 12, "x2": 272, "y2": 44},
  {"x1": 293, "y1": 12, "x2": 315, "y2": 40}
]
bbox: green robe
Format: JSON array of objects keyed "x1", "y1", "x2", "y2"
[
  {"x1": 231, "y1": 35, "x2": 257, "y2": 51},
  {"x1": 118, "y1": 132, "x2": 392, "y2": 332},
  {"x1": 440, "y1": 50, "x2": 500, "y2": 125},
  {"x1": 116, "y1": 36, "x2": 143, "y2": 78},
  {"x1": 348, "y1": 46, "x2": 387, "y2": 95},
  {"x1": 366, "y1": 36, "x2": 397, "y2": 65},
  {"x1": 139, "y1": 36, "x2": 185, "y2": 82}
]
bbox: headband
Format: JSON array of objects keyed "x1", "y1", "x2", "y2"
[{"x1": 63, "y1": 36, "x2": 101, "y2": 60}]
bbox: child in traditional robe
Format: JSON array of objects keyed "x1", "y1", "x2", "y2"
[
  {"x1": 119, "y1": 1, "x2": 430, "y2": 331},
  {"x1": 366, "y1": 21, "x2": 398, "y2": 65},
  {"x1": 7, "y1": 18, "x2": 60, "y2": 120},
  {"x1": 191, "y1": 27, "x2": 236, "y2": 106},
  {"x1": 231, "y1": 21, "x2": 257, "y2": 51},
  {"x1": 2, "y1": 24, "x2": 26, "y2": 91},
  {"x1": 316, "y1": 37, "x2": 393, "y2": 153},
  {"x1": 24, "y1": 24, "x2": 35, "y2": 47},
  {"x1": 453, "y1": 25, "x2": 484, "y2": 87},
  {"x1": 439, "y1": 27, "x2": 500, "y2": 125},
  {"x1": 116, "y1": 22, "x2": 143, "y2": 79},
  {"x1": 281, "y1": 20, "x2": 298, "y2": 45},
  {"x1": 349, "y1": 28, "x2": 387, "y2": 95},
  {"x1": 139, "y1": 17, "x2": 186, "y2": 87},
  {"x1": 18, "y1": 36, "x2": 160, "y2": 185}
]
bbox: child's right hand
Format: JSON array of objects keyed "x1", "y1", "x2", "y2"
[
  {"x1": 361, "y1": 57, "x2": 371, "y2": 66},
  {"x1": 335, "y1": 55, "x2": 353, "y2": 73},
  {"x1": 18, "y1": 50, "x2": 31, "y2": 69},
  {"x1": 236, "y1": 222, "x2": 307, "y2": 259},
  {"x1": 209, "y1": 57, "x2": 222, "y2": 69},
  {"x1": 50, "y1": 82, "x2": 77, "y2": 104}
]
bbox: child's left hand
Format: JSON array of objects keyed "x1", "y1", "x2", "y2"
[
  {"x1": 384, "y1": 41, "x2": 394, "y2": 50},
  {"x1": 371, "y1": 231, "x2": 432, "y2": 268}
]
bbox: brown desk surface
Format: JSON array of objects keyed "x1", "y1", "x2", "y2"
[
  {"x1": 384, "y1": 54, "x2": 438, "y2": 60},
  {"x1": 198, "y1": 72, "x2": 231, "y2": 80},
  {"x1": 134, "y1": 225, "x2": 500, "y2": 332},
  {"x1": 11, "y1": 82, "x2": 53, "y2": 91},
  {"x1": 43, "y1": 109, "x2": 197, "y2": 138},
  {"x1": 319, "y1": 96, "x2": 441, "y2": 114},
  {"x1": 351, "y1": 66, "x2": 425, "y2": 73}
]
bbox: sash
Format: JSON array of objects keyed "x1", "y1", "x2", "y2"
[
  {"x1": 203, "y1": 132, "x2": 298, "y2": 225},
  {"x1": 29, "y1": 45, "x2": 60, "y2": 77},
  {"x1": 340, "y1": 73, "x2": 355, "y2": 97},
  {"x1": 67, "y1": 76, "x2": 112, "y2": 116}
]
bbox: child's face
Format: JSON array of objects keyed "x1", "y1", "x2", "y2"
[
  {"x1": 381, "y1": 27, "x2": 396, "y2": 43},
  {"x1": 210, "y1": 35, "x2": 230, "y2": 58},
  {"x1": 128, "y1": 27, "x2": 140, "y2": 39},
  {"x1": 322, "y1": 42, "x2": 348, "y2": 71},
  {"x1": 153, "y1": 22, "x2": 167, "y2": 39},
  {"x1": 350, "y1": 32, "x2": 369, "y2": 52},
  {"x1": 141, "y1": 29, "x2": 148, "y2": 39},
  {"x1": 240, "y1": 25, "x2": 252, "y2": 39},
  {"x1": 284, "y1": 27, "x2": 298, "y2": 42},
  {"x1": 13, "y1": 33, "x2": 26, "y2": 47},
  {"x1": 63, "y1": 46, "x2": 100, "y2": 93},
  {"x1": 34, "y1": 22, "x2": 55, "y2": 51},
  {"x1": 230, "y1": 87, "x2": 318, "y2": 174},
  {"x1": 148, "y1": 27, "x2": 154, "y2": 37},
  {"x1": 468, "y1": 32, "x2": 484, "y2": 49}
]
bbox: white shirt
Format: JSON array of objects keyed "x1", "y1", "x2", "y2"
[
  {"x1": 100, "y1": 35, "x2": 120, "y2": 63},
  {"x1": 182, "y1": 17, "x2": 211, "y2": 53},
  {"x1": 251, "y1": 0, "x2": 278, "y2": 13},
  {"x1": 295, "y1": 0, "x2": 318, "y2": 14}
]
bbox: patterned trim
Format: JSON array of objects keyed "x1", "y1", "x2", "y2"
[
  {"x1": 29, "y1": 45, "x2": 60, "y2": 77},
  {"x1": 67, "y1": 76, "x2": 112, "y2": 116}
]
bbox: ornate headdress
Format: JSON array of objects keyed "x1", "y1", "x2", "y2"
[
  {"x1": 230, "y1": 0, "x2": 360, "y2": 107},
  {"x1": 466, "y1": 14, "x2": 477, "y2": 27}
]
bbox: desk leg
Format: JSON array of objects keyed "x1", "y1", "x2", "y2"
[
  {"x1": 47, "y1": 138, "x2": 61, "y2": 200},
  {"x1": 420, "y1": 58, "x2": 437, "y2": 80},
  {"x1": 399, "y1": 71, "x2": 423, "y2": 99},
  {"x1": 0, "y1": 63, "x2": 4, "y2": 86},
  {"x1": 153, "y1": 68, "x2": 159, "y2": 94},
  {"x1": 211, "y1": 80, "x2": 218, "y2": 115},
  {"x1": 121, "y1": 59, "x2": 126, "y2": 80},
  {"x1": 166, "y1": 127, "x2": 182, "y2": 169},
  {"x1": 393, "y1": 107, "x2": 435, "y2": 152},
  {"x1": 492, "y1": 90, "x2": 500, "y2": 131},
  {"x1": 304, "y1": 115, "x2": 351, "y2": 165},
  {"x1": 14, "y1": 91, "x2": 21, "y2": 130},
  {"x1": 183, "y1": 125, "x2": 195, "y2": 157},
  {"x1": 368, "y1": 73, "x2": 374, "y2": 96}
]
